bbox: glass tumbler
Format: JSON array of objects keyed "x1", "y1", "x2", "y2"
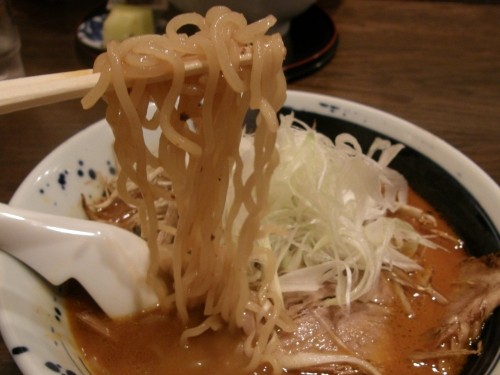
[{"x1": 0, "y1": 0, "x2": 24, "y2": 80}]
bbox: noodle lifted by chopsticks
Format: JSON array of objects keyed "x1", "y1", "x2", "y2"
[{"x1": 82, "y1": 6, "x2": 291, "y2": 371}]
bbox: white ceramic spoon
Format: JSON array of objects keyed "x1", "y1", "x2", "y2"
[{"x1": 0, "y1": 202, "x2": 158, "y2": 318}]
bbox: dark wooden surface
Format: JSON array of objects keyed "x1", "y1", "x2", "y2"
[{"x1": 0, "y1": 0, "x2": 499, "y2": 373}]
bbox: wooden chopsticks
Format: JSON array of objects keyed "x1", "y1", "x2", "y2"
[
  {"x1": 0, "y1": 69, "x2": 98, "y2": 115},
  {"x1": 0, "y1": 47, "x2": 253, "y2": 115}
]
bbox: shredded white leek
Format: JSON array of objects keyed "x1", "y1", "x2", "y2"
[{"x1": 245, "y1": 114, "x2": 434, "y2": 307}]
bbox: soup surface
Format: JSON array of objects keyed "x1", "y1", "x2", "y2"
[{"x1": 66, "y1": 190, "x2": 474, "y2": 375}]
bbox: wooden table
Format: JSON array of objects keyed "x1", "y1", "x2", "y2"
[{"x1": 0, "y1": 0, "x2": 499, "y2": 373}]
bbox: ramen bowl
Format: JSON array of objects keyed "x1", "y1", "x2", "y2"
[
  {"x1": 167, "y1": 0, "x2": 316, "y2": 35},
  {"x1": 0, "y1": 91, "x2": 498, "y2": 375}
]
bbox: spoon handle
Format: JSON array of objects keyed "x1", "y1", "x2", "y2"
[
  {"x1": 0, "y1": 202, "x2": 158, "y2": 318},
  {"x1": 0, "y1": 202, "x2": 97, "y2": 284}
]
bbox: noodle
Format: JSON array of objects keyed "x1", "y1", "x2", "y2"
[{"x1": 82, "y1": 5, "x2": 291, "y2": 369}]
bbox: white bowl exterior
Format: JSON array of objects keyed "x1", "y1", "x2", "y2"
[{"x1": 0, "y1": 90, "x2": 498, "y2": 375}]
